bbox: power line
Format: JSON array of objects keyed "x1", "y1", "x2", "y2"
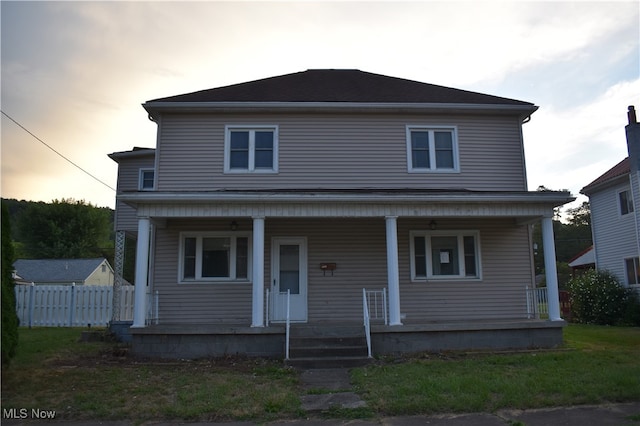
[{"x1": 1, "y1": 110, "x2": 116, "y2": 192}]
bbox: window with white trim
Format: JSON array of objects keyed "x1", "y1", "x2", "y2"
[
  {"x1": 619, "y1": 189, "x2": 634, "y2": 215},
  {"x1": 139, "y1": 169, "x2": 154, "y2": 190},
  {"x1": 224, "y1": 126, "x2": 278, "y2": 173},
  {"x1": 179, "y1": 232, "x2": 251, "y2": 282},
  {"x1": 410, "y1": 230, "x2": 481, "y2": 280},
  {"x1": 625, "y1": 257, "x2": 640, "y2": 285},
  {"x1": 406, "y1": 126, "x2": 459, "y2": 172}
]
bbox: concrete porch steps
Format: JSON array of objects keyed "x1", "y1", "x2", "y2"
[{"x1": 285, "y1": 325, "x2": 372, "y2": 369}]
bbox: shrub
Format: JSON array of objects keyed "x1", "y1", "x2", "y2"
[
  {"x1": 568, "y1": 270, "x2": 635, "y2": 326},
  {"x1": 2, "y1": 202, "x2": 19, "y2": 367}
]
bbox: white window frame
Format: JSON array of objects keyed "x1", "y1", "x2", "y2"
[
  {"x1": 139, "y1": 168, "x2": 155, "y2": 191},
  {"x1": 618, "y1": 189, "x2": 634, "y2": 216},
  {"x1": 409, "y1": 230, "x2": 482, "y2": 281},
  {"x1": 178, "y1": 231, "x2": 252, "y2": 283},
  {"x1": 224, "y1": 125, "x2": 279, "y2": 173},
  {"x1": 406, "y1": 125, "x2": 460, "y2": 173}
]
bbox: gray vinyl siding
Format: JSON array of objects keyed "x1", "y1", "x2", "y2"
[
  {"x1": 113, "y1": 155, "x2": 155, "y2": 232},
  {"x1": 152, "y1": 217, "x2": 533, "y2": 324},
  {"x1": 156, "y1": 113, "x2": 527, "y2": 192},
  {"x1": 590, "y1": 179, "x2": 639, "y2": 283}
]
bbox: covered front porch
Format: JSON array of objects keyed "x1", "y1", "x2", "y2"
[{"x1": 119, "y1": 189, "x2": 571, "y2": 359}]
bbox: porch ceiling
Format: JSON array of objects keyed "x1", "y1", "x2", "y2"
[{"x1": 119, "y1": 189, "x2": 573, "y2": 220}]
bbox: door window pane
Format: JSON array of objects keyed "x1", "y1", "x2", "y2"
[{"x1": 279, "y1": 245, "x2": 300, "y2": 294}]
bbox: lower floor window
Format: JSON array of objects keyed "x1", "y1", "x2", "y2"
[
  {"x1": 625, "y1": 257, "x2": 640, "y2": 285},
  {"x1": 180, "y1": 233, "x2": 251, "y2": 282},
  {"x1": 411, "y1": 230, "x2": 481, "y2": 280}
]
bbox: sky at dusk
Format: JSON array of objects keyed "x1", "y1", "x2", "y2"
[{"x1": 1, "y1": 1, "x2": 638, "y2": 211}]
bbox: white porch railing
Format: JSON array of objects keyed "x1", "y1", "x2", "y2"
[
  {"x1": 362, "y1": 288, "x2": 373, "y2": 358},
  {"x1": 265, "y1": 288, "x2": 291, "y2": 359},
  {"x1": 364, "y1": 288, "x2": 388, "y2": 325},
  {"x1": 526, "y1": 286, "x2": 548, "y2": 319},
  {"x1": 15, "y1": 284, "x2": 156, "y2": 327}
]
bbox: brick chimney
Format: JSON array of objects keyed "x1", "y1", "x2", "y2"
[{"x1": 626, "y1": 106, "x2": 640, "y2": 172}]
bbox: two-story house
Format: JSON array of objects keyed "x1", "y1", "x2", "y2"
[
  {"x1": 580, "y1": 106, "x2": 640, "y2": 290},
  {"x1": 110, "y1": 70, "x2": 572, "y2": 360}
]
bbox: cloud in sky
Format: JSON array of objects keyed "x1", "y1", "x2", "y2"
[{"x1": 1, "y1": 1, "x2": 638, "y2": 210}]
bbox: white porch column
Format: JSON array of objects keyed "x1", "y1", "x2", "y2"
[
  {"x1": 132, "y1": 217, "x2": 151, "y2": 328},
  {"x1": 252, "y1": 217, "x2": 265, "y2": 327},
  {"x1": 385, "y1": 216, "x2": 403, "y2": 326},
  {"x1": 541, "y1": 216, "x2": 562, "y2": 321}
]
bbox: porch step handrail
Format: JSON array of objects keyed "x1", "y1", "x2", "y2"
[
  {"x1": 362, "y1": 288, "x2": 372, "y2": 358},
  {"x1": 265, "y1": 288, "x2": 270, "y2": 327},
  {"x1": 285, "y1": 289, "x2": 291, "y2": 360}
]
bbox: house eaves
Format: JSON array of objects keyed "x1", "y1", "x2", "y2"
[
  {"x1": 143, "y1": 101, "x2": 537, "y2": 117},
  {"x1": 108, "y1": 147, "x2": 156, "y2": 163},
  {"x1": 118, "y1": 189, "x2": 573, "y2": 208}
]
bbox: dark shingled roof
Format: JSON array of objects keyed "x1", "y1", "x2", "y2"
[
  {"x1": 581, "y1": 157, "x2": 630, "y2": 195},
  {"x1": 13, "y1": 258, "x2": 108, "y2": 283},
  {"x1": 147, "y1": 69, "x2": 534, "y2": 106}
]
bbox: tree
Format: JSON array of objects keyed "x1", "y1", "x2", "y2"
[
  {"x1": 531, "y1": 200, "x2": 592, "y2": 288},
  {"x1": 565, "y1": 201, "x2": 591, "y2": 228},
  {"x1": 17, "y1": 199, "x2": 112, "y2": 260},
  {"x1": 2, "y1": 201, "x2": 19, "y2": 366}
]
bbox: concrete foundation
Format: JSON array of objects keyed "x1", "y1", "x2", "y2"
[{"x1": 129, "y1": 320, "x2": 565, "y2": 360}]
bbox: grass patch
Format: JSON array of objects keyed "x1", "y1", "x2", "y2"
[
  {"x1": 2, "y1": 328, "x2": 300, "y2": 423},
  {"x1": 351, "y1": 324, "x2": 640, "y2": 415}
]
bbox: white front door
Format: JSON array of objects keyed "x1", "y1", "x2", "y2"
[{"x1": 271, "y1": 237, "x2": 307, "y2": 322}]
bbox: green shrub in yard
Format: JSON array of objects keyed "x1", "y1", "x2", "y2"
[
  {"x1": 1, "y1": 201, "x2": 19, "y2": 367},
  {"x1": 568, "y1": 270, "x2": 639, "y2": 326}
]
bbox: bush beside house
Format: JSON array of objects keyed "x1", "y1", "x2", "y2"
[
  {"x1": 2, "y1": 202, "x2": 19, "y2": 366},
  {"x1": 568, "y1": 269, "x2": 640, "y2": 326}
]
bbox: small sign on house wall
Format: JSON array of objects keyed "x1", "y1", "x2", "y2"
[{"x1": 320, "y1": 263, "x2": 337, "y2": 276}]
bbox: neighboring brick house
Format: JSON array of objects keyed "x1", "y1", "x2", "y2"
[
  {"x1": 581, "y1": 106, "x2": 640, "y2": 289},
  {"x1": 110, "y1": 69, "x2": 572, "y2": 360}
]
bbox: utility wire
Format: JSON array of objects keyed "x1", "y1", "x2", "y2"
[{"x1": 1, "y1": 110, "x2": 116, "y2": 192}]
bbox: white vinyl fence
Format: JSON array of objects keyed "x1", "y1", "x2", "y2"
[{"x1": 15, "y1": 284, "x2": 136, "y2": 327}]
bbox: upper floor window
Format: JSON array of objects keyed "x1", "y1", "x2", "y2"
[
  {"x1": 406, "y1": 126, "x2": 459, "y2": 173},
  {"x1": 619, "y1": 189, "x2": 634, "y2": 215},
  {"x1": 179, "y1": 232, "x2": 251, "y2": 283},
  {"x1": 410, "y1": 230, "x2": 481, "y2": 281},
  {"x1": 139, "y1": 169, "x2": 154, "y2": 190},
  {"x1": 224, "y1": 126, "x2": 278, "y2": 173}
]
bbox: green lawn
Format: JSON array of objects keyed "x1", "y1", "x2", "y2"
[
  {"x1": 351, "y1": 324, "x2": 640, "y2": 415},
  {"x1": 1, "y1": 325, "x2": 639, "y2": 422}
]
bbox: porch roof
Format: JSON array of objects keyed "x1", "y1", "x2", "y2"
[{"x1": 119, "y1": 188, "x2": 573, "y2": 220}]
